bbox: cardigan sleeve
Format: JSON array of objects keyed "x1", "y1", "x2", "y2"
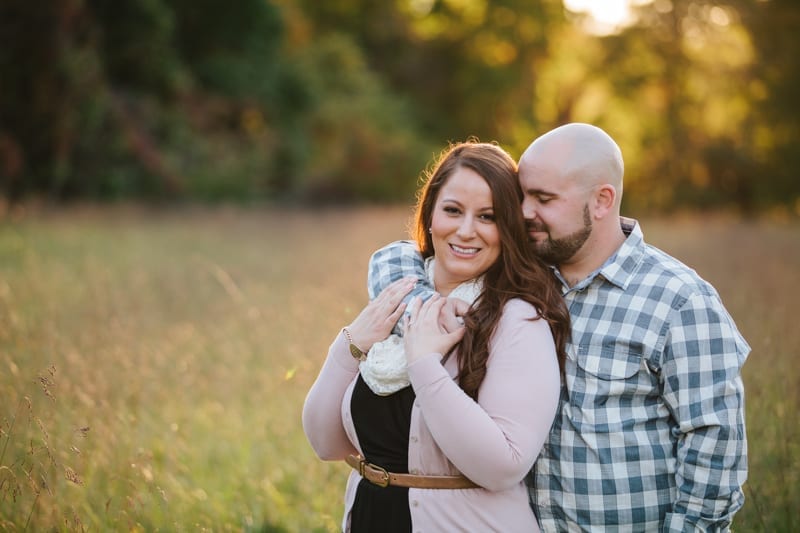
[
  {"x1": 302, "y1": 330, "x2": 360, "y2": 461},
  {"x1": 407, "y1": 299, "x2": 561, "y2": 491}
]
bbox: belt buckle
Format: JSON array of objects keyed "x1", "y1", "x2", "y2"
[{"x1": 363, "y1": 460, "x2": 390, "y2": 488}]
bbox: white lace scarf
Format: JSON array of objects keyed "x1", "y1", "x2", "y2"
[{"x1": 359, "y1": 257, "x2": 483, "y2": 396}]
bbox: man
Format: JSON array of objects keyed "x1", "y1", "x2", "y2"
[{"x1": 367, "y1": 123, "x2": 749, "y2": 531}]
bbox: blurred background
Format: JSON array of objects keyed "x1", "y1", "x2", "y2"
[
  {"x1": 2, "y1": 1, "x2": 799, "y2": 531},
  {"x1": 1, "y1": 0, "x2": 798, "y2": 214}
]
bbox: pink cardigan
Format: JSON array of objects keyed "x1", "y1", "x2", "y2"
[{"x1": 303, "y1": 299, "x2": 560, "y2": 532}]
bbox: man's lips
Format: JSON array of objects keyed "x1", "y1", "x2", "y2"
[
  {"x1": 526, "y1": 221, "x2": 546, "y2": 232},
  {"x1": 526, "y1": 222, "x2": 547, "y2": 234},
  {"x1": 527, "y1": 228, "x2": 548, "y2": 241}
]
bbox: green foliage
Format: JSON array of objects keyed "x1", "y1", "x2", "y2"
[
  {"x1": 0, "y1": 0, "x2": 798, "y2": 210},
  {"x1": 0, "y1": 0, "x2": 433, "y2": 204},
  {"x1": 276, "y1": 34, "x2": 429, "y2": 203},
  {"x1": 296, "y1": 0, "x2": 563, "y2": 142},
  {"x1": 735, "y1": 0, "x2": 800, "y2": 211},
  {"x1": 89, "y1": 0, "x2": 183, "y2": 96},
  {"x1": 167, "y1": 0, "x2": 284, "y2": 99}
]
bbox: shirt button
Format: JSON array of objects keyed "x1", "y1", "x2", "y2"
[
  {"x1": 410, "y1": 468, "x2": 419, "y2": 474},
  {"x1": 410, "y1": 436, "x2": 418, "y2": 443},
  {"x1": 411, "y1": 500, "x2": 419, "y2": 507}
]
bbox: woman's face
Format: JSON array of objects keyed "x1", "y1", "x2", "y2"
[{"x1": 430, "y1": 166, "x2": 501, "y2": 296}]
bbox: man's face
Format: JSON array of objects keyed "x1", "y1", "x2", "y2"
[{"x1": 519, "y1": 163, "x2": 593, "y2": 266}]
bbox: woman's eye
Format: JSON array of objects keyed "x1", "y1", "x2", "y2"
[
  {"x1": 443, "y1": 206, "x2": 460, "y2": 214},
  {"x1": 479, "y1": 213, "x2": 496, "y2": 222}
]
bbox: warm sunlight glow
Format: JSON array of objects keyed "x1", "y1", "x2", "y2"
[{"x1": 563, "y1": 0, "x2": 653, "y2": 35}]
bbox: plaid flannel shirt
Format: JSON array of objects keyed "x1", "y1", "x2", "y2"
[{"x1": 367, "y1": 218, "x2": 749, "y2": 532}]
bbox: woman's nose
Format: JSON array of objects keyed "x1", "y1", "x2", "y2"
[{"x1": 456, "y1": 216, "x2": 476, "y2": 238}]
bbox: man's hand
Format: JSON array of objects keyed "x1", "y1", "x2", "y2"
[
  {"x1": 404, "y1": 295, "x2": 466, "y2": 364},
  {"x1": 439, "y1": 297, "x2": 471, "y2": 333}
]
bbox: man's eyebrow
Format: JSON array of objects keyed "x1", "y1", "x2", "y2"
[{"x1": 525, "y1": 188, "x2": 557, "y2": 197}]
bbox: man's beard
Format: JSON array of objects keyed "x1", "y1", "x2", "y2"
[{"x1": 529, "y1": 204, "x2": 592, "y2": 265}]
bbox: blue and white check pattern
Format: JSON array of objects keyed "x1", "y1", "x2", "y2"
[{"x1": 367, "y1": 219, "x2": 749, "y2": 532}]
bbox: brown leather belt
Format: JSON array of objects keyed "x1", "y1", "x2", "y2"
[{"x1": 345, "y1": 454, "x2": 479, "y2": 489}]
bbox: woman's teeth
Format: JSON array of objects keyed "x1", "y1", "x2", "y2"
[{"x1": 451, "y1": 244, "x2": 478, "y2": 255}]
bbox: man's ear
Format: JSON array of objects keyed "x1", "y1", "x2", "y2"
[{"x1": 591, "y1": 184, "x2": 617, "y2": 220}]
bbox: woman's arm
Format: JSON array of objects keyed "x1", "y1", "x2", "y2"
[
  {"x1": 302, "y1": 331, "x2": 360, "y2": 460},
  {"x1": 407, "y1": 299, "x2": 561, "y2": 491},
  {"x1": 303, "y1": 277, "x2": 417, "y2": 460}
]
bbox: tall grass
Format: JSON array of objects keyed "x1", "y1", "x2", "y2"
[{"x1": 0, "y1": 207, "x2": 797, "y2": 531}]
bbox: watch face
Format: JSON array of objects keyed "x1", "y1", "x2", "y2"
[{"x1": 349, "y1": 344, "x2": 365, "y2": 360}]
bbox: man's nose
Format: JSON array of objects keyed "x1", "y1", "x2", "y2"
[{"x1": 521, "y1": 197, "x2": 536, "y2": 220}]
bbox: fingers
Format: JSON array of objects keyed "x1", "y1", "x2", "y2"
[
  {"x1": 349, "y1": 277, "x2": 416, "y2": 350},
  {"x1": 449, "y1": 297, "x2": 470, "y2": 316},
  {"x1": 444, "y1": 325, "x2": 466, "y2": 345},
  {"x1": 388, "y1": 300, "x2": 407, "y2": 325},
  {"x1": 404, "y1": 296, "x2": 421, "y2": 334},
  {"x1": 406, "y1": 294, "x2": 445, "y2": 331},
  {"x1": 387, "y1": 276, "x2": 417, "y2": 295},
  {"x1": 439, "y1": 298, "x2": 468, "y2": 333},
  {"x1": 366, "y1": 277, "x2": 414, "y2": 324},
  {"x1": 418, "y1": 293, "x2": 446, "y2": 323},
  {"x1": 373, "y1": 276, "x2": 416, "y2": 311},
  {"x1": 404, "y1": 294, "x2": 465, "y2": 363}
]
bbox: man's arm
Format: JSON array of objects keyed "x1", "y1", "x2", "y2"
[
  {"x1": 368, "y1": 240, "x2": 433, "y2": 301},
  {"x1": 660, "y1": 292, "x2": 750, "y2": 532}
]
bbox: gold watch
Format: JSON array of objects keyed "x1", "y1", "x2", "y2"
[{"x1": 343, "y1": 328, "x2": 366, "y2": 361}]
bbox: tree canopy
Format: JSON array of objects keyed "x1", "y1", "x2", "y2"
[{"x1": 0, "y1": 0, "x2": 797, "y2": 213}]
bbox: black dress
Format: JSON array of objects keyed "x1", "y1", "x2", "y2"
[{"x1": 349, "y1": 374, "x2": 415, "y2": 533}]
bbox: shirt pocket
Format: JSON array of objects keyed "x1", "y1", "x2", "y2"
[
  {"x1": 575, "y1": 343, "x2": 642, "y2": 381},
  {"x1": 569, "y1": 343, "x2": 652, "y2": 428}
]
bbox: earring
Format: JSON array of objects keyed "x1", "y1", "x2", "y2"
[{"x1": 428, "y1": 227, "x2": 432, "y2": 234}]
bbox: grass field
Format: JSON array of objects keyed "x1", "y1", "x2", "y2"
[{"x1": 0, "y1": 206, "x2": 798, "y2": 531}]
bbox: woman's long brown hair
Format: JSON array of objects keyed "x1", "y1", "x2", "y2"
[{"x1": 413, "y1": 141, "x2": 570, "y2": 401}]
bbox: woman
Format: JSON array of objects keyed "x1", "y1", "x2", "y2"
[{"x1": 303, "y1": 141, "x2": 570, "y2": 532}]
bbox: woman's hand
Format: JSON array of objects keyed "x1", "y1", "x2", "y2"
[
  {"x1": 345, "y1": 277, "x2": 416, "y2": 353},
  {"x1": 404, "y1": 294, "x2": 466, "y2": 365}
]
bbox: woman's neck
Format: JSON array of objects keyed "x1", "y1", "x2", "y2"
[
  {"x1": 434, "y1": 283, "x2": 455, "y2": 297},
  {"x1": 432, "y1": 260, "x2": 459, "y2": 297}
]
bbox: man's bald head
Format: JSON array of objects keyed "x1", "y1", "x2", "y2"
[
  {"x1": 519, "y1": 123, "x2": 624, "y2": 202},
  {"x1": 519, "y1": 123, "x2": 628, "y2": 279}
]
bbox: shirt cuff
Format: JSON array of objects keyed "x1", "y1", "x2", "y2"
[{"x1": 662, "y1": 512, "x2": 730, "y2": 533}]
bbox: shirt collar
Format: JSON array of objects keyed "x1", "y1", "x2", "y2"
[{"x1": 552, "y1": 217, "x2": 644, "y2": 292}]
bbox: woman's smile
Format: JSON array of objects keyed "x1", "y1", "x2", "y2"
[{"x1": 449, "y1": 243, "x2": 481, "y2": 256}]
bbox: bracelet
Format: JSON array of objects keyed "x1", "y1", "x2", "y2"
[{"x1": 343, "y1": 327, "x2": 366, "y2": 361}]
